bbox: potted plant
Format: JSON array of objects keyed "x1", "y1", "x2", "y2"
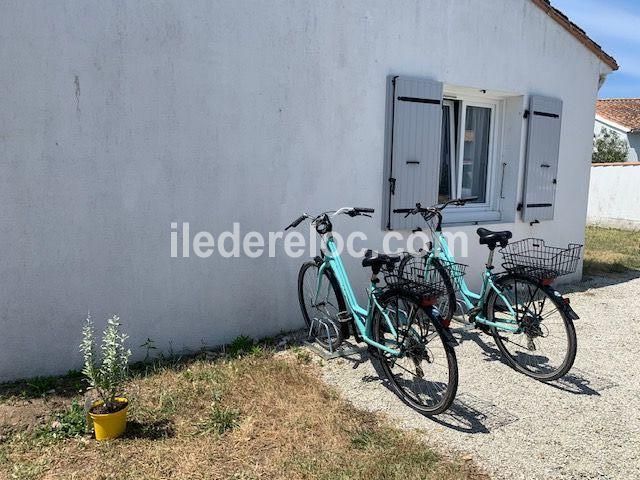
[{"x1": 80, "y1": 314, "x2": 131, "y2": 441}]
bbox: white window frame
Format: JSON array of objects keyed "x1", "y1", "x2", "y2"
[
  {"x1": 441, "y1": 91, "x2": 505, "y2": 225},
  {"x1": 442, "y1": 99, "x2": 457, "y2": 200}
]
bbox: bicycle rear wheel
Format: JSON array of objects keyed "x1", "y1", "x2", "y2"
[
  {"x1": 298, "y1": 261, "x2": 345, "y2": 351},
  {"x1": 486, "y1": 274, "x2": 576, "y2": 381},
  {"x1": 397, "y1": 255, "x2": 456, "y2": 325},
  {"x1": 372, "y1": 288, "x2": 458, "y2": 415}
]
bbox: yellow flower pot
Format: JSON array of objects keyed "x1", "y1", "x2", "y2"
[{"x1": 89, "y1": 397, "x2": 128, "y2": 441}]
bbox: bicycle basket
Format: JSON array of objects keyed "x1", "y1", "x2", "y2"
[
  {"x1": 383, "y1": 259, "x2": 467, "y2": 299},
  {"x1": 500, "y1": 238, "x2": 583, "y2": 280},
  {"x1": 437, "y1": 259, "x2": 468, "y2": 292}
]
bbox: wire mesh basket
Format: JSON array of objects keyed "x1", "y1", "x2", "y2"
[
  {"x1": 500, "y1": 238, "x2": 583, "y2": 280},
  {"x1": 383, "y1": 259, "x2": 467, "y2": 299},
  {"x1": 438, "y1": 259, "x2": 468, "y2": 292}
]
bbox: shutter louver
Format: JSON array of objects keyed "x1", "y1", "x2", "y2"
[
  {"x1": 522, "y1": 95, "x2": 563, "y2": 222},
  {"x1": 386, "y1": 77, "x2": 444, "y2": 230}
]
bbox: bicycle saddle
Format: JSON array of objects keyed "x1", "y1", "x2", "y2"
[
  {"x1": 361, "y1": 249, "x2": 400, "y2": 269},
  {"x1": 476, "y1": 228, "x2": 512, "y2": 249}
]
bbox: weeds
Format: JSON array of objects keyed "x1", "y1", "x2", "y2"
[
  {"x1": 227, "y1": 335, "x2": 254, "y2": 358},
  {"x1": 197, "y1": 403, "x2": 240, "y2": 436},
  {"x1": 36, "y1": 401, "x2": 86, "y2": 441}
]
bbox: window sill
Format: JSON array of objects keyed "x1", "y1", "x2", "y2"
[{"x1": 441, "y1": 208, "x2": 502, "y2": 227}]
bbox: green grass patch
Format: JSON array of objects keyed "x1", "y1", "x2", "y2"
[{"x1": 584, "y1": 226, "x2": 640, "y2": 275}]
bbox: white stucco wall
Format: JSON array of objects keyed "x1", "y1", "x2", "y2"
[
  {"x1": 587, "y1": 164, "x2": 640, "y2": 229},
  {"x1": 0, "y1": 0, "x2": 610, "y2": 380},
  {"x1": 594, "y1": 117, "x2": 639, "y2": 162}
]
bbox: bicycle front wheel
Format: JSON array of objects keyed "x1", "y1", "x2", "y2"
[
  {"x1": 297, "y1": 261, "x2": 345, "y2": 351},
  {"x1": 486, "y1": 274, "x2": 576, "y2": 381},
  {"x1": 372, "y1": 288, "x2": 458, "y2": 415}
]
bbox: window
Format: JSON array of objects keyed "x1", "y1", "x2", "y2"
[
  {"x1": 383, "y1": 76, "x2": 524, "y2": 230},
  {"x1": 438, "y1": 97, "x2": 499, "y2": 206}
]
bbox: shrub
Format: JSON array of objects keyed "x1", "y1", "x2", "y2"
[
  {"x1": 80, "y1": 314, "x2": 131, "y2": 413},
  {"x1": 593, "y1": 128, "x2": 629, "y2": 163}
]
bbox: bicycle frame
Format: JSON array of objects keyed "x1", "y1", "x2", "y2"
[
  {"x1": 430, "y1": 231, "x2": 521, "y2": 333},
  {"x1": 315, "y1": 236, "x2": 404, "y2": 356}
]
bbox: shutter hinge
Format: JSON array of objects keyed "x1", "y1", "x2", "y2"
[
  {"x1": 389, "y1": 177, "x2": 396, "y2": 195},
  {"x1": 523, "y1": 109, "x2": 530, "y2": 119}
]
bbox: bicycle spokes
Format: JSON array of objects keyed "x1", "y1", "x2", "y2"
[{"x1": 490, "y1": 276, "x2": 575, "y2": 379}]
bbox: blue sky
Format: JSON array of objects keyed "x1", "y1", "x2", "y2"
[{"x1": 552, "y1": 0, "x2": 640, "y2": 98}]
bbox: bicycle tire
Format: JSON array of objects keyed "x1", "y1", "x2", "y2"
[
  {"x1": 486, "y1": 273, "x2": 577, "y2": 381},
  {"x1": 297, "y1": 261, "x2": 345, "y2": 351},
  {"x1": 372, "y1": 287, "x2": 458, "y2": 415}
]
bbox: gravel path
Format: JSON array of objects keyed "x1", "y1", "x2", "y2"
[{"x1": 320, "y1": 274, "x2": 640, "y2": 480}]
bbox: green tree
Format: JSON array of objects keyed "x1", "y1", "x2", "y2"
[{"x1": 592, "y1": 128, "x2": 629, "y2": 163}]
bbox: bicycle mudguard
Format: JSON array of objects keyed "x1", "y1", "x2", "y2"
[
  {"x1": 554, "y1": 292, "x2": 580, "y2": 320},
  {"x1": 547, "y1": 288, "x2": 579, "y2": 320}
]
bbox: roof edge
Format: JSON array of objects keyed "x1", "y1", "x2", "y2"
[
  {"x1": 595, "y1": 114, "x2": 631, "y2": 133},
  {"x1": 531, "y1": 0, "x2": 619, "y2": 71}
]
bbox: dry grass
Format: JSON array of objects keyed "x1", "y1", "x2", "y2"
[
  {"x1": 0, "y1": 350, "x2": 484, "y2": 480},
  {"x1": 584, "y1": 226, "x2": 640, "y2": 275}
]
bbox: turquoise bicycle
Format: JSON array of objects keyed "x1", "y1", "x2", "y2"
[
  {"x1": 286, "y1": 207, "x2": 461, "y2": 415},
  {"x1": 396, "y1": 199, "x2": 581, "y2": 381}
]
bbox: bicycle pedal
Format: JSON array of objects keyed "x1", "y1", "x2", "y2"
[
  {"x1": 474, "y1": 322, "x2": 492, "y2": 335},
  {"x1": 467, "y1": 306, "x2": 482, "y2": 322}
]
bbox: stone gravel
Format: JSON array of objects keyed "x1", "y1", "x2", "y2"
[{"x1": 320, "y1": 273, "x2": 640, "y2": 480}]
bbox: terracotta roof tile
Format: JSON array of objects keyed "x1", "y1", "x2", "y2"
[
  {"x1": 596, "y1": 99, "x2": 640, "y2": 132},
  {"x1": 531, "y1": 0, "x2": 618, "y2": 71}
]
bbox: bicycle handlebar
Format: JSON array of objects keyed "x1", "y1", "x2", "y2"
[
  {"x1": 393, "y1": 197, "x2": 478, "y2": 215},
  {"x1": 392, "y1": 197, "x2": 478, "y2": 231},
  {"x1": 285, "y1": 207, "x2": 375, "y2": 230},
  {"x1": 285, "y1": 215, "x2": 308, "y2": 231}
]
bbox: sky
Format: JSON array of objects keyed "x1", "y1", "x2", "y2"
[{"x1": 552, "y1": 0, "x2": 640, "y2": 98}]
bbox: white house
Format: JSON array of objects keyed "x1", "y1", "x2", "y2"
[
  {"x1": 594, "y1": 99, "x2": 640, "y2": 162},
  {"x1": 0, "y1": 0, "x2": 617, "y2": 380}
]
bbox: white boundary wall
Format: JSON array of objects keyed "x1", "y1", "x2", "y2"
[{"x1": 588, "y1": 163, "x2": 640, "y2": 229}]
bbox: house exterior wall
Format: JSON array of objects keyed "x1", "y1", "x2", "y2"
[
  {"x1": 594, "y1": 118, "x2": 639, "y2": 162},
  {"x1": 588, "y1": 164, "x2": 640, "y2": 229},
  {"x1": 0, "y1": 0, "x2": 610, "y2": 380},
  {"x1": 629, "y1": 132, "x2": 640, "y2": 158}
]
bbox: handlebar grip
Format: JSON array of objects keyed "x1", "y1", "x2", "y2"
[
  {"x1": 393, "y1": 208, "x2": 413, "y2": 213},
  {"x1": 355, "y1": 208, "x2": 374, "y2": 213},
  {"x1": 458, "y1": 196, "x2": 478, "y2": 203},
  {"x1": 285, "y1": 215, "x2": 307, "y2": 230}
]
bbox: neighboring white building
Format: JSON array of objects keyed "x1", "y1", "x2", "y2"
[
  {"x1": 594, "y1": 99, "x2": 640, "y2": 162},
  {"x1": 0, "y1": 0, "x2": 618, "y2": 380}
]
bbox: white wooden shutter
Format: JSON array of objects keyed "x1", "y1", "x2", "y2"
[
  {"x1": 522, "y1": 95, "x2": 563, "y2": 222},
  {"x1": 386, "y1": 77, "x2": 443, "y2": 230}
]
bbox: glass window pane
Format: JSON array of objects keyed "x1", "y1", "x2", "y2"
[
  {"x1": 438, "y1": 105, "x2": 452, "y2": 203},
  {"x1": 461, "y1": 106, "x2": 491, "y2": 203}
]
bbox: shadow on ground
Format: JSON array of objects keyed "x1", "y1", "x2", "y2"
[
  {"x1": 346, "y1": 329, "x2": 614, "y2": 435},
  {"x1": 124, "y1": 419, "x2": 175, "y2": 440},
  {"x1": 458, "y1": 331, "x2": 610, "y2": 396},
  {"x1": 562, "y1": 269, "x2": 640, "y2": 293}
]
